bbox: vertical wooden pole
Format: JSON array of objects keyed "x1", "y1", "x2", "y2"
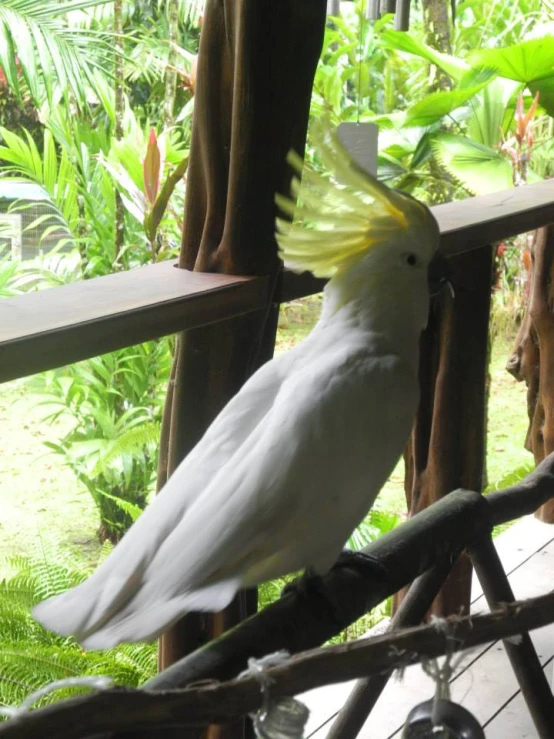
[
  {"x1": 469, "y1": 535, "x2": 554, "y2": 738},
  {"x1": 156, "y1": 2, "x2": 327, "y2": 738},
  {"x1": 400, "y1": 246, "x2": 493, "y2": 616},
  {"x1": 507, "y1": 225, "x2": 554, "y2": 522},
  {"x1": 327, "y1": 558, "x2": 457, "y2": 739}
]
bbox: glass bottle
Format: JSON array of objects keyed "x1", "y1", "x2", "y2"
[{"x1": 253, "y1": 697, "x2": 310, "y2": 739}]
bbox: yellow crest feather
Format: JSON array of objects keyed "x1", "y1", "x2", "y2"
[{"x1": 275, "y1": 125, "x2": 427, "y2": 278}]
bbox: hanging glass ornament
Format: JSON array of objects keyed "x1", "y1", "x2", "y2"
[{"x1": 253, "y1": 696, "x2": 309, "y2": 739}]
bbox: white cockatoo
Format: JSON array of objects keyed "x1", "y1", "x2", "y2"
[{"x1": 34, "y1": 128, "x2": 444, "y2": 648}]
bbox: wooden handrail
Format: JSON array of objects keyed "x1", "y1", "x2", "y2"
[
  {"x1": 434, "y1": 178, "x2": 554, "y2": 256},
  {"x1": 0, "y1": 265, "x2": 270, "y2": 383},
  {"x1": 2, "y1": 180, "x2": 554, "y2": 383}
]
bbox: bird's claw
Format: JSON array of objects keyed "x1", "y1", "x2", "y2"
[
  {"x1": 278, "y1": 552, "x2": 390, "y2": 630},
  {"x1": 280, "y1": 569, "x2": 324, "y2": 599},
  {"x1": 280, "y1": 568, "x2": 351, "y2": 629},
  {"x1": 332, "y1": 549, "x2": 390, "y2": 581}
]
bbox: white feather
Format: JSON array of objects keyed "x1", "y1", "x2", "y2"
[{"x1": 34, "y1": 165, "x2": 440, "y2": 649}]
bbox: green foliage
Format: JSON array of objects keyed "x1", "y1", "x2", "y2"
[
  {"x1": 431, "y1": 134, "x2": 513, "y2": 195},
  {"x1": 467, "y1": 77, "x2": 521, "y2": 148},
  {"x1": 380, "y1": 27, "x2": 468, "y2": 82},
  {"x1": 454, "y1": 0, "x2": 544, "y2": 51},
  {"x1": 469, "y1": 36, "x2": 554, "y2": 85},
  {"x1": 309, "y1": 3, "x2": 554, "y2": 207},
  {"x1": 347, "y1": 498, "x2": 400, "y2": 551},
  {"x1": 403, "y1": 67, "x2": 497, "y2": 128},
  {"x1": 30, "y1": 341, "x2": 171, "y2": 542},
  {"x1": 366, "y1": 28, "x2": 550, "y2": 198},
  {"x1": 0, "y1": 545, "x2": 156, "y2": 711},
  {"x1": 0, "y1": 100, "x2": 189, "y2": 542},
  {"x1": 0, "y1": 0, "x2": 115, "y2": 109},
  {"x1": 484, "y1": 463, "x2": 535, "y2": 493},
  {"x1": 0, "y1": 259, "x2": 19, "y2": 297}
]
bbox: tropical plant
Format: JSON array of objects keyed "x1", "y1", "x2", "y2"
[
  {"x1": 0, "y1": 105, "x2": 191, "y2": 268},
  {"x1": 453, "y1": 0, "x2": 548, "y2": 53},
  {"x1": 0, "y1": 0, "x2": 118, "y2": 110},
  {"x1": 100, "y1": 124, "x2": 189, "y2": 262},
  {"x1": 308, "y1": 5, "x2": 554, "y2": 202},
  {"x1": 373, "y1": 24, "x2": 554, "y2": 196},
  {"x1": 371, "y1": 27, "x2": 554, "y2": 303},
  {"x1": 64, "y1": 0, "x2": 200, "y2": 124},
  {"x1": 0, "y1": 107, "x2": 191, "y2": 541},
  {"x1": 32, "y1": 341, "x2": 171, "y2": 542},
  {"x1": 0, "y1": 257, "x2": 19, "y2": 296},
  {"x1": 0, "y1": 544, "x2": 156, "y2": 711}
]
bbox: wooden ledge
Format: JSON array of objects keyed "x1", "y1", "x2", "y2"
[
  {"x1": 2, "y1": 180, "x2": 554, "y2": 382},
  {"x1": 435, "y1": 179, "x2": 554, "y2": 256},
  {"x1": 0, "y1": 263, "x2": 270, "y2": 383}
]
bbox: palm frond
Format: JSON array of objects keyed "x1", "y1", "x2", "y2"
[{"x1": 0, "y1": 0, "x2": 116, "y2": 108}]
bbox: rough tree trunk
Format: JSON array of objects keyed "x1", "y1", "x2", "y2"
[
  {"x1": 422, "y1": 0, "x2": 455, "y2": 203},
  {"x1": 113, "y1": 0, "x2": 125, "y2": 265},
  {"x1": 422, "y1": 0, "x2": 452, "y2": 91},
  {"x1": 163, "y1": 0, "x2": 179, "y2": 128},
  {"x1": 400, "y1": 246, "x2": 494, "y2": 616},
  {"x1": 155, "y1": 2, "x2": 327, "y2": 738},
  {"x1": 507, "y1": 225, "x2": 554, "y2": 523}
]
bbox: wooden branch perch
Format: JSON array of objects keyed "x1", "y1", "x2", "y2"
[
  {"x1": 487, "y1": 452, "x2": 554, "y2": 524},
  {"x1": 143, "y1": 454, "x2": 554, "y2": 695},
  {"x1": 2, "y1": 591, "x2": 554, "y2": 739},
  {"x1": 1, "y1": 459, "x2": 552, "y2": 739}
]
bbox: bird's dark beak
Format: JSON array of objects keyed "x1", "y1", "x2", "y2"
[{"x1": 428, "y1": 251, "x2": 451, "y2": 297}]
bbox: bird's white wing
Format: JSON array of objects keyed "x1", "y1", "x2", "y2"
[
  {"x1": 35, "y1": 334, "x2": 418, "y2": 648},
  {"x1": 191, "y1": 337, "x2": 419, "y2": 587},
  {"x1": 33, "y1": 350, "x2": 291, "y2": 638}
]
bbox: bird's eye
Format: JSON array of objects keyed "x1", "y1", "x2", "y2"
[{"x1": 405, "y1": 253, "x2": 418, "y2": 267}]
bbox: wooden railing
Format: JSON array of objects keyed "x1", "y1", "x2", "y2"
[{"x1": 2, "y1": 179, "x2": 554, "y2": 383}]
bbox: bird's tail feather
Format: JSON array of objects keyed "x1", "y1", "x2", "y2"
[
  {"x1": 33, "y1": 559, "x2": 148, "y2": 640},
  {"x1": 33, "y1": 576, "x2": 241, "y2": 649}
]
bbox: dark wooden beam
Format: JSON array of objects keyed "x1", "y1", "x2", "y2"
[
  {"x1": 401, "y1": 245, "x2": 493, "y2": 617},
  {"x1": 135, "y1": 454, "x2": 554, "y2": 700},
  {"x1": 3, "y1": 455, "x2": 554, "y2": 739},
  {"x1": 436, "y1": 179, "x2": 554, "y2": 257},
  {"x1": 155, "y1": 7, "x2": 329, "y2": 739},
  {"x1": 0, "y1": 264, "x2": 269, "y2": 383},
  {"x1": 1, "y1": 180, "x2": 554, "y2": 384},
  {"x1": 3, "y1": 590, "x2": 554, "y2": 739}
]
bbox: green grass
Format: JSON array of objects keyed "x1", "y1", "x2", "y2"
[
  {"x1": 0, "y1": 380, "x2": 99, "y2": 573},
  {"x1": 0, "y1": 301, "x2": 532, "y2": 578},
  {"x1": 487, "y1": 334, "x2": 534, "y2": 487}
]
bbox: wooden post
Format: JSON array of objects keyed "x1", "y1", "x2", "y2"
[
  {"x1": 507, "y1": 225, "x2": 554, "y2": 522},
  {"x1": 469, "y1": 535, "x2": 554, "y2": 738},
  {"x1": 156, "y1": 1, "x2": 327, "y2": 738},
  {"x1": 326, "y1": 559, "x2": 458, "y2": 739},
  {"x1": 400, "y1": 246, "x2": 494, "y2": 616}
]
